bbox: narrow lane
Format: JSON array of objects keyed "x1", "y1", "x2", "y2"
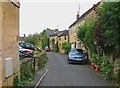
[{"x1": 39, "y1": 52, "x2": 113, "y2": 86}]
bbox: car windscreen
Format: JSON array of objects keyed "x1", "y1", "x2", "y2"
[
  {"x1": 75, "y1": 49, "x2": 83, "y2": 53},
  {"x1": 19, "y1": 43, "x2": 24, "y2": 47},
  {"x1": 70, "y1": 50, "x2": 75, "y2": 53}
]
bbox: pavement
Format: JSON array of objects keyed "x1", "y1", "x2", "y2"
[{"x1": 24, "y1": 68, "x2": 47, "y2": 87}]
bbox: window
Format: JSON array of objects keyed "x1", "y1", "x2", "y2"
[
  {"x1": 69, "y1": 28, "x2": 72, "y2": 34},
  {"x1": 59, "y1": 37, "x2": 61, "y2": 40},
  {"x1": 76, "y1": 49, "x2": 83, "y2": 53},
  {"x1": 74, "y1": 25, "x2": 76, "y2": 32},
  {"x1": 64, "y1": 36, "x2": 66, "y2": 40},
  {"x1": 74, "y1": 42, "x2": 76, "y2": 48}
]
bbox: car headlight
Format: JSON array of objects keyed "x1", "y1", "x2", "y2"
[
  {"x1": 69, "y1": 56, "x2": 73, "y2": 58},
  {"x1": 69, "y1": 55, "x2": 74, "y2": 58},
  {"x1": 84, "y1": 56, "x2": 87, "y2": 59}
]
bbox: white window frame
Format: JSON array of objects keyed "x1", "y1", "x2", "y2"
[
  {"x1": 74, "y1": 25, "x2": 76, "y2": 32},
  {"x1": 69, "y1": 28, "x2": 72, "y2": 35}
]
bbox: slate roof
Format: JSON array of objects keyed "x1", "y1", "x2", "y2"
[
  {"x1": 58, "y1": 30, "x2": 69, "y2": 37},
  {"x1": 69, "y1": 2, "x2": 100, "y2": 28},
  {"x1": 49, "y1": 30, "x2": 69, "y2": 37},
  {"x1": 46, "y1": 30, "x2": 56, "y2": 38},
  {"x1": 49, "y1": 31, "x2": 62, "y2": 37}
]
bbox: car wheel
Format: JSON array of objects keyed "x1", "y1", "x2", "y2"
[
  {"x1": 84, "y1": 59, "x2": 89, "y2": 64},
  {"x1": 67, "y1": 59, "x2": 71, "y2": 64}
]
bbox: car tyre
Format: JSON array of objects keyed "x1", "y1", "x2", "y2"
[{"x1": 67, "y1": 59, "x2": 72, "y2": 64}]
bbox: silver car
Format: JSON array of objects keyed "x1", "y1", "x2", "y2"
[{"x1": 68, "y1": 48, "x2": 88, "y2": 64}]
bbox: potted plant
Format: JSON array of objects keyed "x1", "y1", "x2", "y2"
[
  {"x1": 92, "y1": 63, "x2": 95, "y2": 69},
  {"x1": 91, "y1": 59, "x2": 96, "y2": 69},
  {"x1": 95, "y1": 65, "x2": 100, "y2": 72},
  {"x1": 91, "y1": 54, "x2": 97, "y2": 69},
  {"x1": 91, "y1": 54, "x2": 100, "y2": 72},
  {"x1": 95, "y1": 56, "x2": 100, "y2": 72}
]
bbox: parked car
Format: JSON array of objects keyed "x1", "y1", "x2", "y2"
[
  {"x1": 44, "y1": 46, "x2": 50, "y2": 52},
  {"x1": 67, "y1": 48, "x2": 88, "y2": 64},
  {"x1": 19, "y1": 46, "x2": 34, "y2": 58},
  {"x1": 36, "y1": 47, "x2": 42, "y2": 52},
  {"x1": 19, "y1": 42, "x2": 41, "y2": 52},
  {"x1": 19, "y1": 42, "x2": 37, "y2": 50}
]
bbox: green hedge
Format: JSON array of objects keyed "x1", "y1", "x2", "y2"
[{"x1": 14, "y1": 51, "x2": 48, "y2": 87}]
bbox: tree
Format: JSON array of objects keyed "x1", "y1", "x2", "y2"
[
  {"x1": 77, "y1": 23, "x2": 87, "y2": 42},
  {"x1": 26, "y1": 33, "x2": 41, "y2": 46},
  {"x1": 40, "y1": 29, "x2": 51, "y2": 49},
  {"x1": 25, "y1": 28, "x2": 52, "y2": 49},
  {"x1": 96, "y1": 2, "x2": 120, "y2": 56},
  {"x1": 51, "y1": 38, "x2": 55, "y2": 50},
  {"x1": 77, "y1": 20, "x2": 95, "y2": 53}
]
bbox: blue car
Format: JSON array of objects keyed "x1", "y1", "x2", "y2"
[{"x1": 67, "y1": 48, "x2": 88, "y2": 64}]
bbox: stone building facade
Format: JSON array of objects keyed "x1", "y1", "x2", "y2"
[
  {"x1": 49, "y1": 29, "x2": 69, "y2": 53},
  {"x1": 0, "y1": 1, "x2": 20, "y2": 87},
  {"x1": 49, "y1": 30, "x2": 60, "y2": 51},
  {"x1": 58, "y1": 30, "x2": 69, "y2": 53},
  {"x1": 69, "y1": 2, "x2": 100, "y2": 49}
]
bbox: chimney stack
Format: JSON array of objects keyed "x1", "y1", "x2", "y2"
[
  {"x1": 76, "y1": 11, "x2": 79, "y2": 20},
  {"x1": 23, "y1": 34, "x2": 25, "y2": 42},
  {"x1": 55, "y1": 29, "x2": 58, "y2": 31},
  {"x1": 76, "y1": 4, "x2": 80, "y2": 20}
]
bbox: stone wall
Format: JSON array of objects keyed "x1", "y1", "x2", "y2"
[
  {"x1": 0, "y1": 2, "x2": 2, "y2": 87},
  {"x1": 0, "y1": 1, "x2": 20, "y2": 87},
  {"x1": 58, "y1": 35, "x2": 69, "y2": 53},
  {"x1": 50, "y1": 36, "x2": 55, "y2": 50}
]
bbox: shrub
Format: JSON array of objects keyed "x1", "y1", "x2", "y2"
[
  {"x1": 14, "y1": 51, "x2": 48, "y2": 87},
  {"x1": 100, "y1": 55, "x2": 113, "y2": 80},
  {"x1": 62, "y1": 42, "x2": 71, "y2": 54}
]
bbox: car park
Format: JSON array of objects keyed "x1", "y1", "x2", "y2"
[{"x1": 67, "y1": 48, "x2": 88, "y2": 64}]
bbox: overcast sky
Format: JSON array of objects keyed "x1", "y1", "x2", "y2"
[{"x1": 20, "y1": 0, "x2": 101, "y2": 36}]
